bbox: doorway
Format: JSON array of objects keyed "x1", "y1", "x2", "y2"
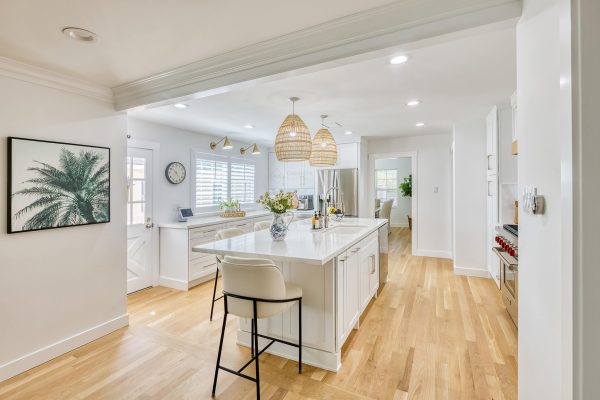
[
  {"x1": 370, "y1": 152, "x2": 417, "y2": 255},
  {"x1": 126, "y1": 146, "x2": 155, "y2": 294}
]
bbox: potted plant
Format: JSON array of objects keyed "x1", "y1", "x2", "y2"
[
  {"x1": 219, "y1": 200, "x2": 240, "y2": 212},
  {"x1": 256, "y1": 191, "x2": 296, "y2": 240},
  {"x1": 399, "y1": 174, "x2": 412, "y2": 229}
]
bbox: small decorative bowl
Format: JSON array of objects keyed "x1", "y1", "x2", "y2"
[{"x1": 332, "y1": 213, "x2": 344, "y2": 222}]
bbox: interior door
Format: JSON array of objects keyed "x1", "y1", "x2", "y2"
[{"x1": 126, "y1": 147, "x2": 154, "y2": 294}]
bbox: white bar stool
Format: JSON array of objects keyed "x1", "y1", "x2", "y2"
[
  {"x1": 212, "y1": 256, "x2": 303, "y2": 400},
  {"x1": 210, "y1": 228, "x2": 244, "y2": 321}
]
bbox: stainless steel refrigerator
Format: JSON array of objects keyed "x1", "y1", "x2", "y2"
[{"x1": 316, "y1": 168, "x2": 358, "y2": 217}]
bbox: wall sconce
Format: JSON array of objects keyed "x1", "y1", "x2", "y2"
[
  {"x1": 210, "y1": 136, "x2": 232, "y2": 150},
  {"x1": 240, "y1": 143, "x2": 261, "y2": 155}
]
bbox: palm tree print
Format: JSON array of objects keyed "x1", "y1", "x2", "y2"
[{"x1": 14, "y1": 148, "x2": 109, "y2": 230}]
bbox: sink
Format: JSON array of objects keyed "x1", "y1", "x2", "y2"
[{"x1": 328, "y1": 225, "x2": 368, "y2": 234}]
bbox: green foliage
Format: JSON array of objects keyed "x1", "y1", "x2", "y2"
[
  {"x1": 14, "y1": 148, "x2": 109, "y2": 229},
  {"x1": 399, "y1": 174, "x2": 412, "y2": 197},
  {"x1": 219, "y1": 200, "x2": 240, "y2": 210}
]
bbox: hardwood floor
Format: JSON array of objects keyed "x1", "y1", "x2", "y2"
[{"x1": 0, "y1": 228, "x2": 517, "y2": 399}]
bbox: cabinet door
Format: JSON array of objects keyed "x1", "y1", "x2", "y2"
[
  {"x1": 486, "y1": 107, "x2": 498, "y2": 176},
  {"x1": 368, "y1": 243, "x2": 379, "y2": 296},
  {"x1": 301, "y1": 161, "x2": 315, "y2": 189},
  {"x1": 285, "y1": 161, "x2": 303, "y2": 190},
  {"x1": 336, "y1": 143, "x2": 358, "y2": 169},
  {"x1": 269, "y1": 152, "x2": 286, "y2": 191},
  {"x1": 359, "y1": 246, "x2": 371, "y2": 312},
  {"x1": 487, "y1": 174, "x2": 500, "y2": 288},
  {"x1": 344, "y1": 246, "x2": 360, "y2": 334}
]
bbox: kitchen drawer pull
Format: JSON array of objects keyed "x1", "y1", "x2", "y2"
[{"x1": 351, "y1": 247, "x2": 360, "y2": 253}]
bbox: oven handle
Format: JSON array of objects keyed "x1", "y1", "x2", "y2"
[{"x1": 492, "y1": 247, "x2": 518, "y2": 271}]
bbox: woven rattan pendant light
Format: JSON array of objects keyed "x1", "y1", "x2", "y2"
[
  {"x1": 309, "y1": 115, "x2": 337, "y2": 167},
  {"x1": 274, "y1": 97, "x2": 312, "y2": 162}
]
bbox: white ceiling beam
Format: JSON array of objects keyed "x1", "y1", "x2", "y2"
[{"x1": 113, "y1": 0, "x2": 521, "y2": 111}]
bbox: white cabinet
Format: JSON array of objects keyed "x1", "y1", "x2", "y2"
[
  {"x1": 486, "y1": 107, "x2": 499, "y2": 176},
  {"x1": 159, "y1": 215, "x2": 271, "y2": 290},
  {"x1": 336, "y1": 143, "x2": 359, "y2": 169},
  {"x1": 487, "y1": 174, "x2": 500, "y2": 287},
  {"x1": 268, "y1": 152, "x2": 286, "y2": 190},
  {"x1": 336, "y1": 231, "x2": 379, "y2": 345},
  {"x1": 268, "y1": 154, "x2": 315, "y2": 191}
]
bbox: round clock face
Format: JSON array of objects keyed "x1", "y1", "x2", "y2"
[{"x1": 165, "y1": 162, "x2": 186, "y2": 184}]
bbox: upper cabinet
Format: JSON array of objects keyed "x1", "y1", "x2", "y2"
[
  {"x1": 320, "y1": 142, "x2": 359, "y2": 170},
  {"x1": 268, "y1": 153, "x2": 314, "y2": 192},
  {"x1": 510, "y1": 91, "x2": 518, "y2": 155},
  {"x1": 486, "y1": 106, "x2": 499, "y2": 176}
]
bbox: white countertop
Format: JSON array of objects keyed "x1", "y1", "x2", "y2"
[
  {"x1": 192, "y1": 217, "x2": 388, "y2": 265},
  {"x1": 158, "y1": 210, "x2": 271, "y2": 229}
]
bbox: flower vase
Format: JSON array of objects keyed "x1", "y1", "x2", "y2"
[{"x1": 270, "y1": 212, "x2": 292, "y2": 241}]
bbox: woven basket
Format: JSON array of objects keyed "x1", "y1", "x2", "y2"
[
  {"x1": 309, "y1": 128, "x2": 337, "y2": 167},
  {"x1": 219, "y1": 210, "x2": 246, "y2": 218},
  {"x1": 274, "y1": 114, "x2": 312, "y2": 161}
]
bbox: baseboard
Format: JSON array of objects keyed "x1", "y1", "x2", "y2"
[
  {"x1": 0, "y1": 314, "x2": 129, "y2": 382},
  {"x1": 414, "y1": 249, "x2": 453, "y2": 259},
  {"x1": 159, "y1": 276, "x2": 189, "y2": 291},
  {"x1": 453, "y1": 265, "x2": 491, "y2": 278}
]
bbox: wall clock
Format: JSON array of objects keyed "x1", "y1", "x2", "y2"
[{"x1": 165, "y1": 162, "x2": 186, "y2": 184}]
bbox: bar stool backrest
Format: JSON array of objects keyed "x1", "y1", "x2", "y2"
[
  {"x1": 215, "y1": 228, "x2": 245, "y2": 262},
  {"x1": 220, "y1": 256, "x2": 287, "y2": 319},
  {"x1": 254, "y1": 220, "x2": 271, "y2": 231}
]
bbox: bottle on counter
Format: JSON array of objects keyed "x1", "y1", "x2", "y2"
[
  {"x1": 317, "y1": 211, "x2": 323, "y2": 229},
  {"x1": 311, "y1": 212, "x2": 317, "y2": 230}
]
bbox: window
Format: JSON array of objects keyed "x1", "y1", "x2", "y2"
[
  {"x1": 193, "y1": 153, "x2": 229, "y2": 209},
  {"x1": 126, "y1": 156, "x2": 147, "y2": 225},
  {"x1": 192, "y1": 152, "x2": 256, "y2": 211},
  {"x1": 375, "y1": 169, "x2": 398, "y2": 206},
  {"x1": 230, "y1": 158, "x2": 255, "y2": 204}
]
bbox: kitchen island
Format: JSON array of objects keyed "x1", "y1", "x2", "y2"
[{"x1": 192, "y1": 217, "x2": 388, "y2": 371}]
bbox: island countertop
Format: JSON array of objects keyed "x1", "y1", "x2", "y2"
[{"x1": 192, "y1": 217, "x2": 387, "y2": 265}]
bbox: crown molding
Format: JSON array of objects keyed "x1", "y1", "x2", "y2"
[
  {"x1": 0, "y1": 56, "x2": 114, "y2": 104},
  {"x1": 113, "y1": 0, "x2": 521, "y2": 111}
]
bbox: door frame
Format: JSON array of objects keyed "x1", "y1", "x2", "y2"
[
  {"x1": 127, "y1": 139, "x2": 161, "y2": 288},
  {"x1": 369, "y1": 152, "x2": 418, "y2": 255}
]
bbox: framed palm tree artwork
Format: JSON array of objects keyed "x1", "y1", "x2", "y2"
[{"x1": 7, "y1": 137, "x2": 110, "y2": 234}]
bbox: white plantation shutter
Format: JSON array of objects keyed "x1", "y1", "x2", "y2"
[
  {"x1": 193, "y1": 152, "x2": 229, "y2": 209},
  {"x1": 230, "y1": 158, "x2": 255, "y2": 204}
]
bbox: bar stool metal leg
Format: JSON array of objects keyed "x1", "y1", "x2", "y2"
[
  {"x1": 212, "y1": 300, "x2": 228, "y2": 397},
  {"x1": 253, "y1": 300, "x2": 261, "y2": 400},
  {"x1": 210, "y1": 264, "x2": 220, "y2": 321},
  {"x1": 298, "y1": 299, "x2": 302, "y2": 374}
]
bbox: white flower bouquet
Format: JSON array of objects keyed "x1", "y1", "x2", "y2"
[{"x1": 257, "y1": 191, "x2": 297, "y2": 214}]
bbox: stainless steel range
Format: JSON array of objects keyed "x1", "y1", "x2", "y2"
[{"x1": 493, "y1": 224, "x2": 518, "y2": 327}]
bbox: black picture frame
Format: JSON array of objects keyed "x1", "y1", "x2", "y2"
[{"x1": 7, "y1": 136, "x2": 111, "y2": 234}]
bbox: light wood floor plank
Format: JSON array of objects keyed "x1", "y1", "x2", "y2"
[{"x1": 0, "y1": 228, "x2": 517, "y2": 399}]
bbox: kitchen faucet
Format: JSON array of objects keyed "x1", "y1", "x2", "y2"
[{"x1": 324, "y1": 186, "x2": 340, "y2": 228}]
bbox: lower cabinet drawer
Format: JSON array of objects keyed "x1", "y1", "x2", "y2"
[{"x1": 189, "y1": 257, "x2": 217, "y2": 281}]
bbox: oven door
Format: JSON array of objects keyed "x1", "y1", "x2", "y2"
[{"x1": 493, "y1": 247, "x2": 518, "y2": 327}]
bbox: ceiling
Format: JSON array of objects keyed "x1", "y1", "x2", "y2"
[
  {"x1": 130, "y1": 26, "x2": 516, "y2": 145},
  {"x1": 0, "y1": 0, "x2": 397, "y2": 87}
]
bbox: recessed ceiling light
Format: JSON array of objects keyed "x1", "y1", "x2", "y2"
[
  {"x1": 173, "y1": 103, "x2": 188, "y2": 109},
  {"x1": 62, "y1": 27, "x2": 98, "y2": 43},
  {"x1": 416, "y1": 122, "x2": 425, "y2": 127},
  {"x1": 345, "y1": 131, "x2": 353, "y2": 135},
  {"x1": 244, "y1": 124, "x2": 254, "y2": 129},
  {"x1": 389, "y1": 55, "x2": 408, "y2": 65},
  {"x1": 406, "y1": 99, "x2": 421, "y2": 107}
]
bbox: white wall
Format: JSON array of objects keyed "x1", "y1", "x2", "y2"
[
  {"x1": 368, "y1": 133, "x2": 453, "y2": 258},
  {"x1": 374, "y1": 157, "x2": 412, "y2": 227},
  {"x1": 452, "y1": 119, "x2": 487, "y2": 276},
  {"x1": 516, "y1": 0, "x2": 572, "y2": 398},
  {"x1": 127, "y1": 118, "x2": 269, "y2": 223},
  {"x1": 0, "y1": 76, "x2": 127, "y2": 381}
]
